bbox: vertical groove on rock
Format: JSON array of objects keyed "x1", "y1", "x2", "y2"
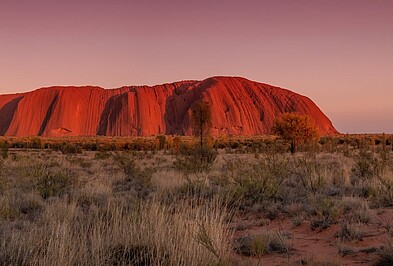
[{"x1": 38, "y1": 94, "x2": 58, "y2": 136}]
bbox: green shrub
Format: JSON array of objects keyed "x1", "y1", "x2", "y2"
[
  {"x1": 227, "y1": 155, "x2": 289, "y2": 207},
  {"x1": 294, "y1": 155, "x2": 326, "y2": 194},
  {"x1": 36, "y1": 169, "x2": 77, "y2": 199}
]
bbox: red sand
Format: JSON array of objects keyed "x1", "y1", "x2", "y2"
[
  {"x1": 0, "y1": 76, "x2": 337, "y2": 137},
  {"x1": 232, "y1": 208, "x2": 393, "y2": 265}
]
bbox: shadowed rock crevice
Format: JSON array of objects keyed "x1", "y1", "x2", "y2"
[
  {"x1": 97, "y1": 93, "x2": 129, "y2": 135},
  {"x1": 164, "y1": 81, "x2": 200, "y2": 135},
  {"x1": 97, "y1": 94, "x2": 117, "y2": 135},
  {"x1": 38, "y1": 94, "x2": 58, "y2": 136},
  {"x1": 0, "y1": 96, "x2": 23, "y2": 135}
]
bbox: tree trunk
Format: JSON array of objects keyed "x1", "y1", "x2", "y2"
[{"x1": 290, "y1": 139, "x2": 296, "y2": 154}]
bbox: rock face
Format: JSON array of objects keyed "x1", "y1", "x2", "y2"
[{"x1": 0, "y1": 76, "x2": 338, "y2": 137}]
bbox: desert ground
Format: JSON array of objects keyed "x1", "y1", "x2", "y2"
[{"x1": 0, "y1": 135, "x2": 392, "y2": 265}]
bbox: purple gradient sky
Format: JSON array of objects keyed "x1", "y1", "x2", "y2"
[{"x1": 1, "y1": 0, "x2": 392, "y2": 133}]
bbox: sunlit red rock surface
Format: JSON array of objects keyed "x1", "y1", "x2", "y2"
[{"x1": 0, "y1": 76, "x2": 338, "y2": 137}]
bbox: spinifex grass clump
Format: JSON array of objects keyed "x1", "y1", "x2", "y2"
[
  {"x1": 234, "y1": 230, "x2": 292, "y2": 257},
  {"x1": 309, "y1": 196, "x2": 342, "y2": 230}
]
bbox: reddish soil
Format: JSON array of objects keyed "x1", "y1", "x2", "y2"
[
  {"x1": 0, "y1": 76, "x2": 338, "y2": 137},
  {"x1": 232, "y1": 208, "x2": 393, "y2": 265}
]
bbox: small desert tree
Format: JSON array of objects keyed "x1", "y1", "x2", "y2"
[
  {"x1": 188, "y1": 100, "x2": 218, "y2": 169},
  {"x1": 191, "y1": 100, "x2": 212, "y2": 152},
  {"x1": 272, "y1": 113, "x2": 319, "y2": 154}
]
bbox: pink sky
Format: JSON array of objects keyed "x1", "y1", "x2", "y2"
[{"x1": 1, "y1": 0, "x2": 392, "y2": 133}]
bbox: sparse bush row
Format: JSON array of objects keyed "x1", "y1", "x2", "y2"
[{"x1": 1, "y1": 133, "x2": 392, "y2": 153}]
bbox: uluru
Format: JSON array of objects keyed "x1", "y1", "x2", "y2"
[{"x1": 0, "y1": 76, "x2": 337, "y2": 137}]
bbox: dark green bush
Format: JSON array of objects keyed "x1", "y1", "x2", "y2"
[{"x1": 36, "y1": 169, "x2": 77, "y2": 199}]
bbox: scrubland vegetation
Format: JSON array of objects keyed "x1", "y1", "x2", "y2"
[{"x1": 0, "y1": 134, "x2": 393, "y2": 265}]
